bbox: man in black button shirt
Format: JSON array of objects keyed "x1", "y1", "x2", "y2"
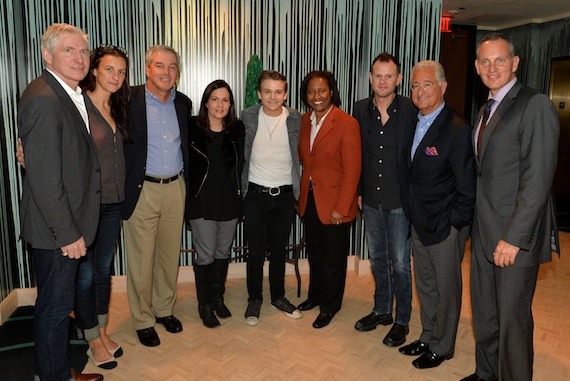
[{"x1": 352, "y1": 52, "x2": 417, "y2": 347}]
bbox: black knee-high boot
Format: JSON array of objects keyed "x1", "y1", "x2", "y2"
[
  {"x1": 194, "y1": 263, "x2": 220, "y2": 328},
  {"x1": 212, "y1": 258, "x2": 232, "y2": 318}
]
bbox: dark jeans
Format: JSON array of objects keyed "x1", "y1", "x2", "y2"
[
  {"x1": 245, "y1": 184, "x2": 295, "y2": 302},
  {"x1": 363, "y1": 204, "x2": 412, "y2": 325},
  {"x1": 75, "y1": 203, "x2": 122, "y2": 336},
  {"x1": 32, "y1": 248, "x2": 79, "y2": 381},
  {"x1": 304, "y1": 188, "x2": 349, "y2": 313}
]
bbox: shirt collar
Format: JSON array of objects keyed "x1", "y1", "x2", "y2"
[
  {"x1": 46, "y1": 68, "x2": 83, "y2": 97},
  {"x1": 417, "y1": 101, "x2": 445, "y2": 123},
  {"x1": 488, "y1": 77, "x2": 517, "y2": 104},
  {"x1": 310, "y1": 105, "x2": 334, "y2": 126},
  {"x1": 144, "y1": 84, "x2": 176, "y2": 104}
]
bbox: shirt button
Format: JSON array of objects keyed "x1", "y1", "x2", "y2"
[
  {"x1": 380, "y1": 131, "x2": 384, "y2": 135},
  {"x1": 376, "y1": 186, "x2": 381, "y2": 190},
  {"x1": 378, "y1": 174, "x2": 383, "y2": 178},
  {"x1": 377, "y1": 116, "x2": 380, "y2": 120},
  {"x1": 379, "y1": 145, "x2": 384, "y2": 149},
  {"x1": 379, "y1": 160, "x2": 383, "y2": 164}
]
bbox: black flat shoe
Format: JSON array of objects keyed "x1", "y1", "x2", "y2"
[
  {"x1": 136, "y1": 327, "x2": 160, "y2": 347},
  {"x1": 312, "y1": 312, "x2": 335, "y2": 328},
  {"x1": 412, "y1": 350, "x2": 453, "y2": 369},
  {"x1": 199, "y1": 304, "x2": 221, "y2": 328},
  {"x1": 399, "y1": 339, "x2": 428, "y2": 356},
  {"x1": 155, "y1": 315, "x2": 183, "y2": 333},
  {"x1": 298, "y1": 299, "x2": 319, "y2": 311},
  {"x1": 382, "y1": 323, "x2": 409, "y2": 347}
]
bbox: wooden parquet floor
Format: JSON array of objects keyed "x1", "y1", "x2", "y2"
[{"x1": 89, "y1": 232, "x2": 570, "y2": 380}]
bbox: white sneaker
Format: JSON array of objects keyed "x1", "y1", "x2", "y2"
[
  {"x1": 271, "y1": 297, "x2": 302, "y2": 319},
  {"x1": 244, "y1": 299, "x2": 262, "y2": 326}
]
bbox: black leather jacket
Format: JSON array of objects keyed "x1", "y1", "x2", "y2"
[{"x1": 186, "y1": 116, "x2": 245, "y2": 198}]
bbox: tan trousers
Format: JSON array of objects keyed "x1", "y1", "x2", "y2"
[{"x1": 123, "y1": 176, "x2": 186, "y2": 330}]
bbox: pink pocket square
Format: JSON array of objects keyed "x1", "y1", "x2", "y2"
[{"x1": 424, "y1": 146, "x2": 439, "y2": 156}]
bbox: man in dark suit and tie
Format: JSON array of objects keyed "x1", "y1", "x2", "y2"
[
  {"x1": 18, "y1": 23, "x2": 103, "y2": 381},
  {"x1": 398, "y1": 60, "x2": 476, "y2": 369},
  {"x1": 122, "y1": 45, "x2": 191, "y2": 347},
  {"x1": 461, "y1": 33, "x2": 560, "y2": 381}
]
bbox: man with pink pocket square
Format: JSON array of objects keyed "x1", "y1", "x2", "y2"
[{"x1": 398, "y1": 60, "x2": 476, "y2": 370}]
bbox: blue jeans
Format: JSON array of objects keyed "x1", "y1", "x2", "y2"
[
  {"x1": 32, "y1": 247, "x2": 79, "y2": 381},
  {"x1": 75, "y1": 203, "x2": 122, "y2": 339},
  {"x1": 363, "y1": 204, "x2": 412, "y2": 325}
]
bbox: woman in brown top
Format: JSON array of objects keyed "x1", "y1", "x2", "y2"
[{"x1": 75, "y1": 45, "x2": 130, "y2": 369}]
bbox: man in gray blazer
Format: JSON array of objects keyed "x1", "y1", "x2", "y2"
[
  {"x1": 18, "y1": 24, "x2": 103, "y2": 381},
  {"x1": 462, "y1": 33, "x2": 560, "y2": 381}
]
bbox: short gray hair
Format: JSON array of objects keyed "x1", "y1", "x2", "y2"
[
  {"x1": 40, "y1": 23, "x2": 87, "y2": 55},
  {"x1": 412, "y1": 60, "x2": 446, "y2": 85},
  {"x1": 145, "y1": 45, "x2": 180, "y2": 73}
]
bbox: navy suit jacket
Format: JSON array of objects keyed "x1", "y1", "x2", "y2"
[
  {"x1": 403, "y1": 104, "x2": 476, "y2": 246},
  {"x1": 122, "y1": 85, "x2": 192, "y2": 220}
]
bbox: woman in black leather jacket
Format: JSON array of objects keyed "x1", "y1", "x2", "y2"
[{"x1": 186, "y1": 80, "x2": 245, "y2": 328}]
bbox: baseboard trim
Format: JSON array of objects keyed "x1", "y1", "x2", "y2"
[{"x1": 0, "y1": 257, "x2": 371, "y2": 325}]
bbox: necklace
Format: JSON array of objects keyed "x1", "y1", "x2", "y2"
[{"x1": 262, "y1": 109, "x2": 284, "y2": 142}]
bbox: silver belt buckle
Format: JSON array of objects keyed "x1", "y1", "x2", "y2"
[{"x1": 268, "y1": 187, "x2": 281, "y2": 196}]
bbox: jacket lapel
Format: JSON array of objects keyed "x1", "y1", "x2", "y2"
[
  {"x1": 412, "y1": 106, "x2": 447, "y2": 164},
  {"x1": 311, "y1": 106, "x2": 337, "y2": 150},
  {"x1": 478, "y1": 82, "x2": 521, "y2": 161},
  {"x1": 42, "y1": 71, "x2": 97, "y2": 153}
]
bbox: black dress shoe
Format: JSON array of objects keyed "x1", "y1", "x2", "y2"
[
  {"x1": 460, "y1": 374, "x2": 490, "y2": 381},
  {"x1": 399, "y1": 339, "x2": 429, "y2": 356},
  {"x1": 354, "y1": 312, "x2": 393, "y2": 332},
  {"x1": 312, "y1": 312, "x2": 335, "y2": 328},
  {"x1": 412, "y1": 350, "x2": 453, "y2": 369},
  {"x1": 382, "y1": 323, "x2": 409, "y2": 347},
  {"x1": 298, "y1": 299, "x2": 319, "y2": 311},
  {"x1": 156, "y1": 315, "x2": 183, "y2": 333},
  {"x1": 136, "y1": 327, "x2": 160, "y2": 347}
]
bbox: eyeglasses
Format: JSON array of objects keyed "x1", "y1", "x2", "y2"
[
  {"x1": 98, "y1": 44, "x2": 128, "y2": 56},
  {"x1": 410, "y1": 82, "x2": 435, "y2": 92}
]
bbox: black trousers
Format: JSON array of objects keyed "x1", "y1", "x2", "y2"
[
  {"x1": 245, "y1": 184, "x2": 295, "y2": 302},
  {"x1": 304, "y1": 188, "x2": 349, "y2": 313}
]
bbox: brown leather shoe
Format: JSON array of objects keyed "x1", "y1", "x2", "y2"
[{"x1": 71, "y1": 369, "x2": 104, "y2": 381}]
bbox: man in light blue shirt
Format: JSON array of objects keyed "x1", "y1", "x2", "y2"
[
  {"x1": 399, "y1": 60, "x2": 476, "y2": 370},
  {"x1": 122, "y1": 46, "x2": 192, "y2": 347}
]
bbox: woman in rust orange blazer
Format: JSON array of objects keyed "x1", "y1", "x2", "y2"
[{"x1": 297, "y1": 71, "x2": 362, "y2": 329}]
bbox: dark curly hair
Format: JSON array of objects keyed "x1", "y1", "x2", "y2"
[
  {"x1": 196, "y1": 80, "x2": 238, "y2": 140},
  {"x1": 300, "y1": 70, "x2": 341, "y2": 109},
  {"x1": 80, "y1": 45, "x2": 130, "y2": 140}
]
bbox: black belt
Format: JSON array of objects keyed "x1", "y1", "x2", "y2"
[
  {"x1": 248, "y1": 182, "x2": 292, "y2": 196},
  {"x1": 144, "y1": 172, "x2": 182, "y2": 184}
]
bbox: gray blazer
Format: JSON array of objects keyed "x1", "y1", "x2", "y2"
[
  {"x1": 18, "y1": 70, "x2": 101, "y2": 249},
  {"x1": 240, "y1": 104, "x2": 302, "y2": 199},
  {"x1": 473, "y1": 81, "x2": 560, "y2": 266}
]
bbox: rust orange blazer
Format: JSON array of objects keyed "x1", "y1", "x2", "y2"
[{"x1": 298, "y1": 105, "x2": 362, "y2": 224}]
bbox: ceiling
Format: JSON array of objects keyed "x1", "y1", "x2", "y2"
[{"x1": 442, "y1": 0, "x2": 570, "y2": 30}]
